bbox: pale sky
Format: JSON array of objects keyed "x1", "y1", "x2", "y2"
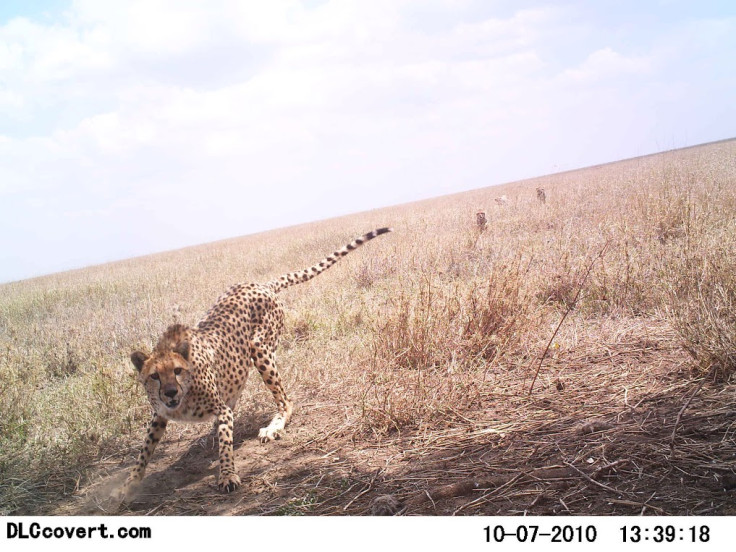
[{"x1": 1, "y1": 1, "x2": 734, "y2": 283}]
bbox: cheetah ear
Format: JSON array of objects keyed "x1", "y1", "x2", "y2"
[
  {"x1": 173, "y1": 341, "x2": 190, "y2": 361},
  {"x1": 131, "y1": 351, "x2": 149, "y2": 372}
]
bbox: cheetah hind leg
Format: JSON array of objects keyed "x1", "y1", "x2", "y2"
[{"x1": 254, "y1": 350, "x2": 293, "y2": 442}]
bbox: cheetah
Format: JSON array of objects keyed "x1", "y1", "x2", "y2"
[
  {"x1": 536, "y1": 187, "x2": 546, "y2": 204},
  {"x1": 475, "y1": 211, "x2": 487, "y2": 231},
  {"x1": 119, "y1": 228, "x2": 392, "y2": 497}
]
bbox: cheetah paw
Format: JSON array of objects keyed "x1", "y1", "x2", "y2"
[
  {"x1": 112, "y1": 478, "x2": 139, "y2": 502},
  {"x1": 258, "y1": 427, "x2": 282, "y2": 443},
  {"x1": 218, "y1": 473, "x2": 241, "y2": 493}
]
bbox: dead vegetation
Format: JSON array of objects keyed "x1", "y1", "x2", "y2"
[{"x1": 1, "y1": 139, "x2": 736, "y2": 515}]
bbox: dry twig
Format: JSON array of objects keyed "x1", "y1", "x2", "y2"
[{"x1": 529, "y1": 240, "x2": 610, "y2": 394}]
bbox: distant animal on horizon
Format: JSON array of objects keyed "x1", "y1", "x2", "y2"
[
  {"x1": 476, "y1": 211, "x2": 488, "y2": 231},
  {"x1": 118, "y1": 228, "x2": 393, "y2": 499},
  {"x1": 494, "y1": 195, "x2": 509, "y2": 206},
  {"x1": 536, "y1": 187, "x2": 546, "y2": 204}
]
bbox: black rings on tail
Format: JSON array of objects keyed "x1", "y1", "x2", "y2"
[{"x1": 267, "y1": 227, "x2": 392, "y2": 293}]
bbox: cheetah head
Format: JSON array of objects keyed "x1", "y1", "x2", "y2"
[{"x1": 131, "y1": 341, "x2": 193, "y2": 411}]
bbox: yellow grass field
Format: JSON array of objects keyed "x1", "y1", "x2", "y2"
[{"x1": 1, "y1": 139, "x2": 735, "y2": 515}]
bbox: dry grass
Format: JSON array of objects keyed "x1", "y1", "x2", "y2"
[{"x1": 1, "y1": 139, "x2": 735, "y2": 515}]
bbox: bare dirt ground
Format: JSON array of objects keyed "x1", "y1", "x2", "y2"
[{"x1": 51, "y1": 319, "x2": 736, "y2": 516}]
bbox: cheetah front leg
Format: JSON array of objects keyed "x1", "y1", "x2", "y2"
[
  {"x1": 215, "y1": 404, "x2": 241, "y2": 492},
  {"x1": 254, "y1": 348, "x2": 293, "y2": 443},
  {"x1": 116, "y1": 415, "x2": 167, "y2": 500}
]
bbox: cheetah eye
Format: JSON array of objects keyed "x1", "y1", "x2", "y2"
[
  {"x1": 150, "y1": 373, "x2": 160, "y2": 381},
  {"x1": 174, "y1": 367, "x2": 183, "y2": 375}
]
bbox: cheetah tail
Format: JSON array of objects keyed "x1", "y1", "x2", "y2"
[{"x1": 266, "y1": 227, "x2": 393, "y2": 293}]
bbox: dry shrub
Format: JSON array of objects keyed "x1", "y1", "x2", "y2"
[
  {"x1": 653, "y1": 184, "x2": 693, "y2": 244},
  {"x1": 590, "y1": 236, "x2": 660, "y2": 315},
  {"x1": 285, "y1": 311, "x2": 318, "y2": 346},
  {"x1": 638, "y1": 158, "x2": 736, "y2": 381},
  {"x1": 537, "y1": 272, "x2": 578, "y2": 309},
  {"x1": 535, "y1": 248, "x2": 610, "y2": 314},
  {"x1": 0, "y1": 350, "x2": 37, "y2": 449},
  {"x1": 357, "y1": 365, "x2": 482, "y2": 436},
  {"x1": 664, "y1": 232, "x2": 736, "y2": 381},
  {"x1": 461, "y1": 257, "x2": 536, "y2": 360},
  {"x1": 372, "y1": 257, "x2": 534, "y2": 371},
  {"x1": 353, "y1": 255, "x2": 396, "y2": 289},
  {"x1": 371, "y1": 277, "x2": 460, "y2": 371},
  {"x1": 359, "y1": 257, "x2": 536, "y2": 433}
]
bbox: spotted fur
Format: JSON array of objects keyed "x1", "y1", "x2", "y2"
[
  {"x1": 536, "y1": 187, "x2": 546, "y2": 204},
  {"x1": 118, "y1": 228, "x2": 392, "y2": 498},
  {"x1": 475, "y1": 211, "x2": 487, "y2": 231}
]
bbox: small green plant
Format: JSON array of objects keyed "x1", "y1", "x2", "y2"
[{"x1": 273, "y1": 492, "x2": 318, "y2": 515}]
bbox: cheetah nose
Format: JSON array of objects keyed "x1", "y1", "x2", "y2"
[{"x1": 163, "y1": 387, "x2": 178, "y2": 398}]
